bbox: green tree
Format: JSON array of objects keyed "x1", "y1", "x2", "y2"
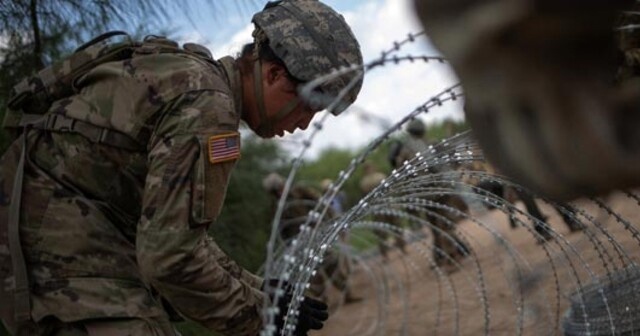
[{"x1": 0, "y1": 0, "x2": 252, "y2": 153}]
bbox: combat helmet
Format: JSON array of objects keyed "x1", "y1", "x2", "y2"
[
  {"x1": 406, "y1": 119, "x2": 426, "y2": 137},
  {"x1": 252, "y1": 0, "x2": 364, "y2": 116},
  {"x1": 262, "y1": 173, "x2": 285, "y2": 193}
]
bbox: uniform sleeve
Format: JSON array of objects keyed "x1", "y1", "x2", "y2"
[
  {"x1": 395, "y1": 145, "x2": 414, "y2": 168},
  {"x1": 136, "y1": 90, "x2": 267, "y2": 335}
]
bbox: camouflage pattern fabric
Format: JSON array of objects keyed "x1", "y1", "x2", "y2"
[
  {"x1": 3, "y1": 32, "x2": 137, "y2": 129},
  {"x1": 390, "y1": 135, "x2": 469, "y2": 265},
  {"x1": 281, "y1": 186, "x2": 322, "y2": 241},
  {"x1": 393, "y1": 136, "x2": 430, "y2": 170},
  {"x1": 0, "y1": 37, "x2": 266, "y2": 335},
  {"x1": 413, "y1": 0, "x2": 640, "y2": 200},
  {"x1": 359, "y1": 167, "x2": 407, "y2": 259},
  {"x1": 15, "y1": 316, "x2": 176, "y2": 336},
  {"x1": 266, "y1": 184, "x2": 353, "y2": 302},
  {"x1": 252, "y1": 0, "x2": 364, "y2": 115},
  {"x1": 429, "y1": 194, "x2": 469, "y2": 268}
]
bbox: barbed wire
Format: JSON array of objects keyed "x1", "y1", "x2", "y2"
[{"x1": 258, "y1": 27, "x2": 640, "y2": 336}]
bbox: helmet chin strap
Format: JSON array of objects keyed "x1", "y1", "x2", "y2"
[{"x1": 252, "y1": 51, "x2": 302, "y2": 136}]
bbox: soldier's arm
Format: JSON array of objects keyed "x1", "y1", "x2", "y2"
[
  {"x1": 395, "y1": 146, "x2": 413, "y2": 168},
  {"x1": 136, "y1": 90, "x2": 267, "y2": 335}
]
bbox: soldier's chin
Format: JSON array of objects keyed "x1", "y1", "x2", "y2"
[{"x1": 252, "y1": 124, "x2": 276, "y2": 139}]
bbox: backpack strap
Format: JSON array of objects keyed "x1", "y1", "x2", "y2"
[
  {"x1": 21, "y1": 113, "x2": 144, "y2": 152},
  {"x1": 8, "y1": 131, "x2": 31, "y2": 323},
  {"x1": 4, "y1": 32, "x2": 137, "y2": 129},
  {"x1": 74, "y1": 30, "x2": 130, "y2": 52}
]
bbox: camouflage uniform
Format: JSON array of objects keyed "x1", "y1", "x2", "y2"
[
  {"x1": 359, "y1": 163, "x2": 407, "y2": 259},
  {"x1": 394, "y1": 136, "x2": 430, "y2": 170},
  {"x1": 0, "y1": 37, "x2": 266, "y2": 335},
  {"x1": 277, "y1": 186, "x2": 323, "y2": 243},
  {"x1": 413, "y1": 0, "x2": 640, "y2": 200},
  {"x1": 391, "y1": 123, "x2": 469, "y2": 267},
  {"x1": 415, "y1": 0, "x2": 640, "y2": 199},
  {"x1": 1, "y1": 0, "x2": 366, "y2": 333},
  {"x1": 264, "y1": 180, "x2": 356, "y2": 303}
]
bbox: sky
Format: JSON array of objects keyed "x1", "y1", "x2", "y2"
[{"x1": 170, "y1": 0, "x2": 464, "y2": 159}]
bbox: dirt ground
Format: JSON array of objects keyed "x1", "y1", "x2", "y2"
[{"x1": 314, "y1": 191, "x2": 640, "y2": 335}]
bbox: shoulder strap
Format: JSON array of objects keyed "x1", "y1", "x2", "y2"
[
  {"x1": 4, "y1": 31, "x2": 138, "y2": 129},
  {"x1": 22, "y1": 113, "x2": 144, "y2": 151},
  {"x1": 5, "y1": 33, "x2": 219, "y2": 152},
  {"x1": 8, "y1": 131, "x2": 31, "y2": 322}
]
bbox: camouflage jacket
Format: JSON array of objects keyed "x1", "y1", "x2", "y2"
[
  {"x1": 359, "y1": 171, "x2": 386, "y2": 195},
  {"x1": 278, "y1": 186, "x2": 321, "y2": 241},
  {"x1": 0, "y1": 37, "x2": 266, "y2": 335},
  {"x1": 394, "y1": 136, "x2": 430, "y2": 169}
]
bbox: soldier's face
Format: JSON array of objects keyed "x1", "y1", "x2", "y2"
[{"x1": 245, "y1": 62, "x2": 319, "y2": 138}]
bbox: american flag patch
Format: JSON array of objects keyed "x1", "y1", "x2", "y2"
[{"x1": 208, "y1": 132, "x2": 241, "y2": 164}]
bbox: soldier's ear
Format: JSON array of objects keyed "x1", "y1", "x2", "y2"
[
  {"x1": 264, "y1": 62, "x2": 296, "y2": 93},
  {"x1": 264, "y1": 62, "x2": 284, "y2": 84}
]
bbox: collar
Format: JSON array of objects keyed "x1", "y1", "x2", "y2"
[{"x1": 218, "y1": 56, "x2": 243, "y2": 119}]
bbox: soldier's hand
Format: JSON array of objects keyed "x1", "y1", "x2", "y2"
[
  {"x1": 262, "y1": 279, "x2": 293, "y2": 333},
  {"x1": 261, "y1": 279, "x2": 329, "y2": 335},
  {"x1": 294, "y1": 296, "x2": 329, "y2": 335}
]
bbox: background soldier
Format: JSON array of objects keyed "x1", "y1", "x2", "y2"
[
  {"x1": 389, "y1": 119, "x2": 470, "y2": 268},
  {"x1": 472, "y1": 162, "x2": 582, "y2": 242},
  {"x1": 263, "y1": 173, "x2": 361, "y2": 306},
  {"x1": 0, "y1": 0, "x2": 363, "y2": 334},
  {"x1": 359, "y1": 161, "x2": 408, "y2": 260},
  {"x1": 321, "y1": 178, "x2": 347, "y2": 217},
  {"x1": 262, "y1": 172, "x2": 322, "y2": 244},
  {"x1": 392, "y1": 119, "x2": 430, "y2": 169}
]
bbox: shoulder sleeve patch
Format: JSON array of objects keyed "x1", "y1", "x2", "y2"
[{"x1": 208, "y1": 132, "x2": 241, "y2": 164}]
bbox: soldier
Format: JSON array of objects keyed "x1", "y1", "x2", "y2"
[
  {"x1": 472, "y1": 162, "x2": 583, "y2": 242},
  {"x1": 359, "y1": 162, "x2": 408, "y2": 260},
  {"x1": 391, "y1": 119, "x2": 430, "y2": 169},
  {"x1": 320, "y1": 178, "x2": 346, "y2": 217},
  {"x1": 262, "y1": 174, "x2": 361, "y2": 306},
  {"x1": 389, "y1": 120, "x2": 470, "y2": 268},
  {"x1": 262, "y1": 173, "x2": 322, "y2": 244},
  {"x1": 412, "y1": 0, "x2": 640, "y2": 200},
  {"x1": 0, "y1": 0, "x2": 363, "y2": 335}
]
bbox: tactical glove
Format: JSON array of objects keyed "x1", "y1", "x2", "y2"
[{"x1": 262, "y1": 279, "x2": 329, "y2": 335}]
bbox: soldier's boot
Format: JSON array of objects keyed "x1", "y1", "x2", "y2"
[
  {"x1": 562, "y1": 214, "x2": 584, "y2": 232},
  {"x1": 535, "y1": 227, "x2": 553, "y2": 244},
  {"x1": 344, "y1": 289, "x2": 364, "y2": 304}
]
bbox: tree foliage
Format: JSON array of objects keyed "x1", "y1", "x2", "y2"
[{"x1": 0, "y1": 0, "x2": 252, "y2": 153}]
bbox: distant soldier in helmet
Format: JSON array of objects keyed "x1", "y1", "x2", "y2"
[
  {"x1": 0, "y1": 0, "x2": 363, "y2": 334},
  {"x1": 262, "y1": 172, "x2": 322, "y2": 242},
  {"x1": 391, "y1": 119, "x2": 429, "y2": 169},
  {"x1": 263, "y1": 174, "x2": 361, "y2": 306},
  {"x1": 389, "y1": 119, "x2": 470, "y2": 268}
]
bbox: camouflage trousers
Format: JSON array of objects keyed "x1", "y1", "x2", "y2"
[
  {"x1": 372, "y1": 214, "x2": 407, "y2": 259},
  {"x1": 430, "y1": 195, "x2": 470, "y2": 267},
  {"x1": 308, "y1": 249, "x2": 352, "y2": 300},
  {"x1": 18, "y1": 316, "x2": 178, "y2": 336}
]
